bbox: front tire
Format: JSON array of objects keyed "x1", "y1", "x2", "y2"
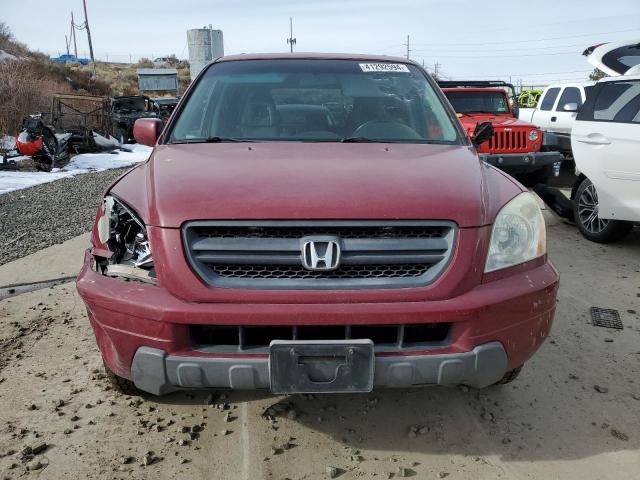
[
  {"x1": 574, "y1": 177, "x2": 632, "y2": 243},
  {"x1": 494, "y1": 365, "x2": 522, "y2": 385},
  {"x1": 103, "y1": 362, "x2": 142, "y2": 396}
]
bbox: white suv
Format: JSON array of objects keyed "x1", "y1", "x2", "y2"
[
  {"x1": 519, "y1": 83, "x2": 594, "y2": 154},
  {"x1": 570, "y1": 40, "x2": 640, "y2": 242}
]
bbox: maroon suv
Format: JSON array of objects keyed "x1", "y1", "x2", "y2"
[{"x1": 77, "y1": 54, "x2": 559, "y2": 396}]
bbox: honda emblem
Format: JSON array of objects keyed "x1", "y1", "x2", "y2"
[{"x1": 301, "y1": 237, "x2": 341, "y2": 271}]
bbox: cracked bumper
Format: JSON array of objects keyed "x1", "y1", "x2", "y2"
[{"x1": 77, "y1": 250, "x2": 559, "y2": 396}]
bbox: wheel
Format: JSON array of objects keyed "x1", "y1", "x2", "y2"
[
  {"x1": 494, "y1": 365, "x2": 522, "y2": 385},
  {"x1": 115, "y1": 128, "x2": 128, "y2": 145},
  {"x1": 103, "y1": 361, "x2": 142, "y2": 395},
  {"x1": 517, "y1": 164, "x2": 553, "y2": 188},
  {"x1": 574, "y1": 177, "x2": 632, "y2": 243}
]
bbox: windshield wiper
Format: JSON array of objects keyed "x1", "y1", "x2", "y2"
[
  {"x1": 340, "y1": 137, "x2": 379, "y2": 143},
  {"x1": 170, "y1": 136, "x2": 250, "y2": 144}
]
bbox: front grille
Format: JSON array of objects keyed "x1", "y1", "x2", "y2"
[
  {"x1": 191, "y1": 323, "x2": 451, "y2": 352},
  {"x1": 197, "y1": 225, "x2": 447, "y2": 239},
  {"x1": 212, "y1": 263, "x2": 430, "y2": 279},
  {"x1": 183, "y1": 221, "x2": 456, "y2": 289},
  {"x1": 488, "y1": 129, "x2": 528, "y2": 151}
]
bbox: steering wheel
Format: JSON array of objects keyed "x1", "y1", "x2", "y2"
[{"x1": 352, "y1": 120, "x2": 422, "y2": 140}]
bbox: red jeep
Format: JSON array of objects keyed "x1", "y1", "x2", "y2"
[
  {"x1": 440, "y1": 81, "x2": 562, "y2": 186},
  {"x1": 76, "y1": 55, "x2": 559, "y2": 396}
]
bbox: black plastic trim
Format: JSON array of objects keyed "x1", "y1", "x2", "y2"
[{"x1": 182, "y1": 220, "x2": 457, "y2": 290}]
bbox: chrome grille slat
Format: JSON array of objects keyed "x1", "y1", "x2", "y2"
[{"x1": 183, "y1": 221, "x2": 457, "y2": 289}]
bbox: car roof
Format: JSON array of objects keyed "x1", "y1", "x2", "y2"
[{"x1": 215, "y1": 52, "x2": 417, "y2": 64}]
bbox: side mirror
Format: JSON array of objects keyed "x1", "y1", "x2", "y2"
[
  {"x1": 133, "y1": 118, "x2": 163, "y2": 146},
  {"x1": 471, "y1": 121, "x2": 494, "y2": 148},
  {"x1": 563, "y1": 102, "x2": 579, "y2": 112}
]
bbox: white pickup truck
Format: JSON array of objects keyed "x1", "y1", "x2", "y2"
[{"x1": 519, "y1": 83, "x2": 594, "y2": 154}]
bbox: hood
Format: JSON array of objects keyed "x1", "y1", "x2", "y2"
[
  {"x1": 458, "y1": 113, "x2": 534, "y2": 129},
  {"x1": 111, "y1": 143, "x2": 522, "y2": 229}
]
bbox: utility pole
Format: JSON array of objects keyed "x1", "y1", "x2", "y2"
[
  {"x1": 434, "y1": 61, "x2": 440, "y2": 78},
  {"x1": 82, "y1": 0, "x2": 95, "y2": 74},
  {"x1": 65, "y1": 35, "x2": 70, "y2": 55},
  {"x1": 286, "y1": 17, "x2": 296, "y2": 53},
  {"x1": 403, "y1": 35, "x2": 411, "y2": 59},
  {"x1": 71, "y1": 11, "x2": 78, "y2": 58}
]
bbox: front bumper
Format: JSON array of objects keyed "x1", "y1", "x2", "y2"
[
  {"x1": 132, "y1": 342, "x2": 508, "y2": 395},
  {"x1": 77, "y1": 251, "x2": 559, "y2": 395},
  {"x1": 479, "y1": 151, "x2": 562, "y2": 173}
]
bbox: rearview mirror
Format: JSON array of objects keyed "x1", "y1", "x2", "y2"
[
  {"x1": 563, "y1": 102, "x2": 579, "y2": 112},
  {"x1": 133, "y1": 118, "x2": 163, "y2": 147},
  {"x1": 471, "y1": 121, "x2": 494, "y2": 148}
]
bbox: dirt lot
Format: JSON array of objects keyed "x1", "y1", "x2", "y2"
[{"x1": 0, "y1": 214, "x2": 639, "y2": 479}]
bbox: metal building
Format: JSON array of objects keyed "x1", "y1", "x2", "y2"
[
  {"x1": 187, "y1": 27, "x2": 224, "y2": 81},
  {"x1": 137, "y1": 68, "x2": 179, "y2": 93}
]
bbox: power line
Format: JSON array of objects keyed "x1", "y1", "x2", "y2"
[
  {"x1": 420, "y1": 50, "x2": 581, "y2": 58},
  {"x1": 410, "y1": 42, "x2": 592, "y2": 54},
  {"x1": 409, "y1": 28, "x2": 640, "y2": 47}
]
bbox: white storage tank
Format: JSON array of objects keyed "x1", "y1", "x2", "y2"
[{"x1": 187, "y1": 27, "x2": 224, "y2": 81}]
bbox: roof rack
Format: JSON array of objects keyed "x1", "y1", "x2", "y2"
[{"x1": 437, "y1": 80, "x2": 515, "y2": 90}]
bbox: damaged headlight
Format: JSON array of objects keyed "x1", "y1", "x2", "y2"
[
  {"x1": 485, "y1": 192, "x2": 546, "y2": 273},
  {"x1": 96, "y1": 195, "x2": 154, "y2": 282}
]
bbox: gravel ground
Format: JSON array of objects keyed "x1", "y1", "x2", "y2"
[{"x1": 0, "y1": 168, "x2": 129, "y2": 267}]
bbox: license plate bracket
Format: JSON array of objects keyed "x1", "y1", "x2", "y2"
[{"x1": 269, "y1": 339, "x2": 374, "y2": 394}]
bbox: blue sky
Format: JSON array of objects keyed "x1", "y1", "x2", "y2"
[{"x1": 1, "y1": 0, "x2": 639, "y2": 86}]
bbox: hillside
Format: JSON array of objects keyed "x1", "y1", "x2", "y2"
[
  {"x1": 70, "y1": 58, "x2": 191, "y2": 96},
  {"x1": 0, "y1": 22, "x2": 189, "y2": 142}
]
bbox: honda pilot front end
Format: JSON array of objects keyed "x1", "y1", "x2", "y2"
[{"x1": 77, "y1": 54, "x2": 559, "y2": 395}]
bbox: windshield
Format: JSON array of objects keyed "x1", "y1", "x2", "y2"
[
  {"x1": 445, "y1": 90, "x2": 510, "y2": 115},
  {"x1": 113, "y1": 97, "x2": 153, "y2": 114},
  {"x1": 168, "y1": 59, "x2": 460, "y2": 144}
]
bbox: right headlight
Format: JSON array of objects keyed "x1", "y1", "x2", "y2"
[
  {"x1": 97, "y1": 195, "x2": 153, "y2": 269},
  {"x1": 485, "y1": 192, "x2": 546, "y2": 273}
]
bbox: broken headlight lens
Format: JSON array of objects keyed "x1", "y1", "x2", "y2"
[
  {"x1": 98, "y1": 195, "x2": 153, "y2": 269},
  {"x1": 485, "y1": 192, "x2": 546, "y2": 273}
]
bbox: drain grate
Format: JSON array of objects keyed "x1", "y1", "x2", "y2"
[{"x1": 590, "y1": 307, "x2": 623, "y2": 329}]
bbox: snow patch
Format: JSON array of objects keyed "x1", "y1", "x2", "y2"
[
  {"x1": 0, "y1": 49, "x2": 18, "y2": 62},
  {"x1": 0, "y1": 144, "x2": 152, "y2": 195},
  {"x1": 62, "y1": 143, "x2": 151, "y2": 172}
]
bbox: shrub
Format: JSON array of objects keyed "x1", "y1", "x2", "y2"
[
  {"x1": 0, "y1": 61, "x2": 73, "y2": 140},
  {"x1": 137, "y1": 57, "x2": 153, "y2": 68}
]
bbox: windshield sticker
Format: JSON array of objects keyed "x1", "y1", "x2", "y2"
[{"x1": 359, "y1": 63, "x2": 410, "y2": 73}]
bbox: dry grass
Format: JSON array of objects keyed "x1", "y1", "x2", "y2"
[
  {"x1": 71, "y1": 60, "x2": 191, "y2": 96},
  {"x1": 0, "y1": 61, "x2": 73, "y2": 139}
]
